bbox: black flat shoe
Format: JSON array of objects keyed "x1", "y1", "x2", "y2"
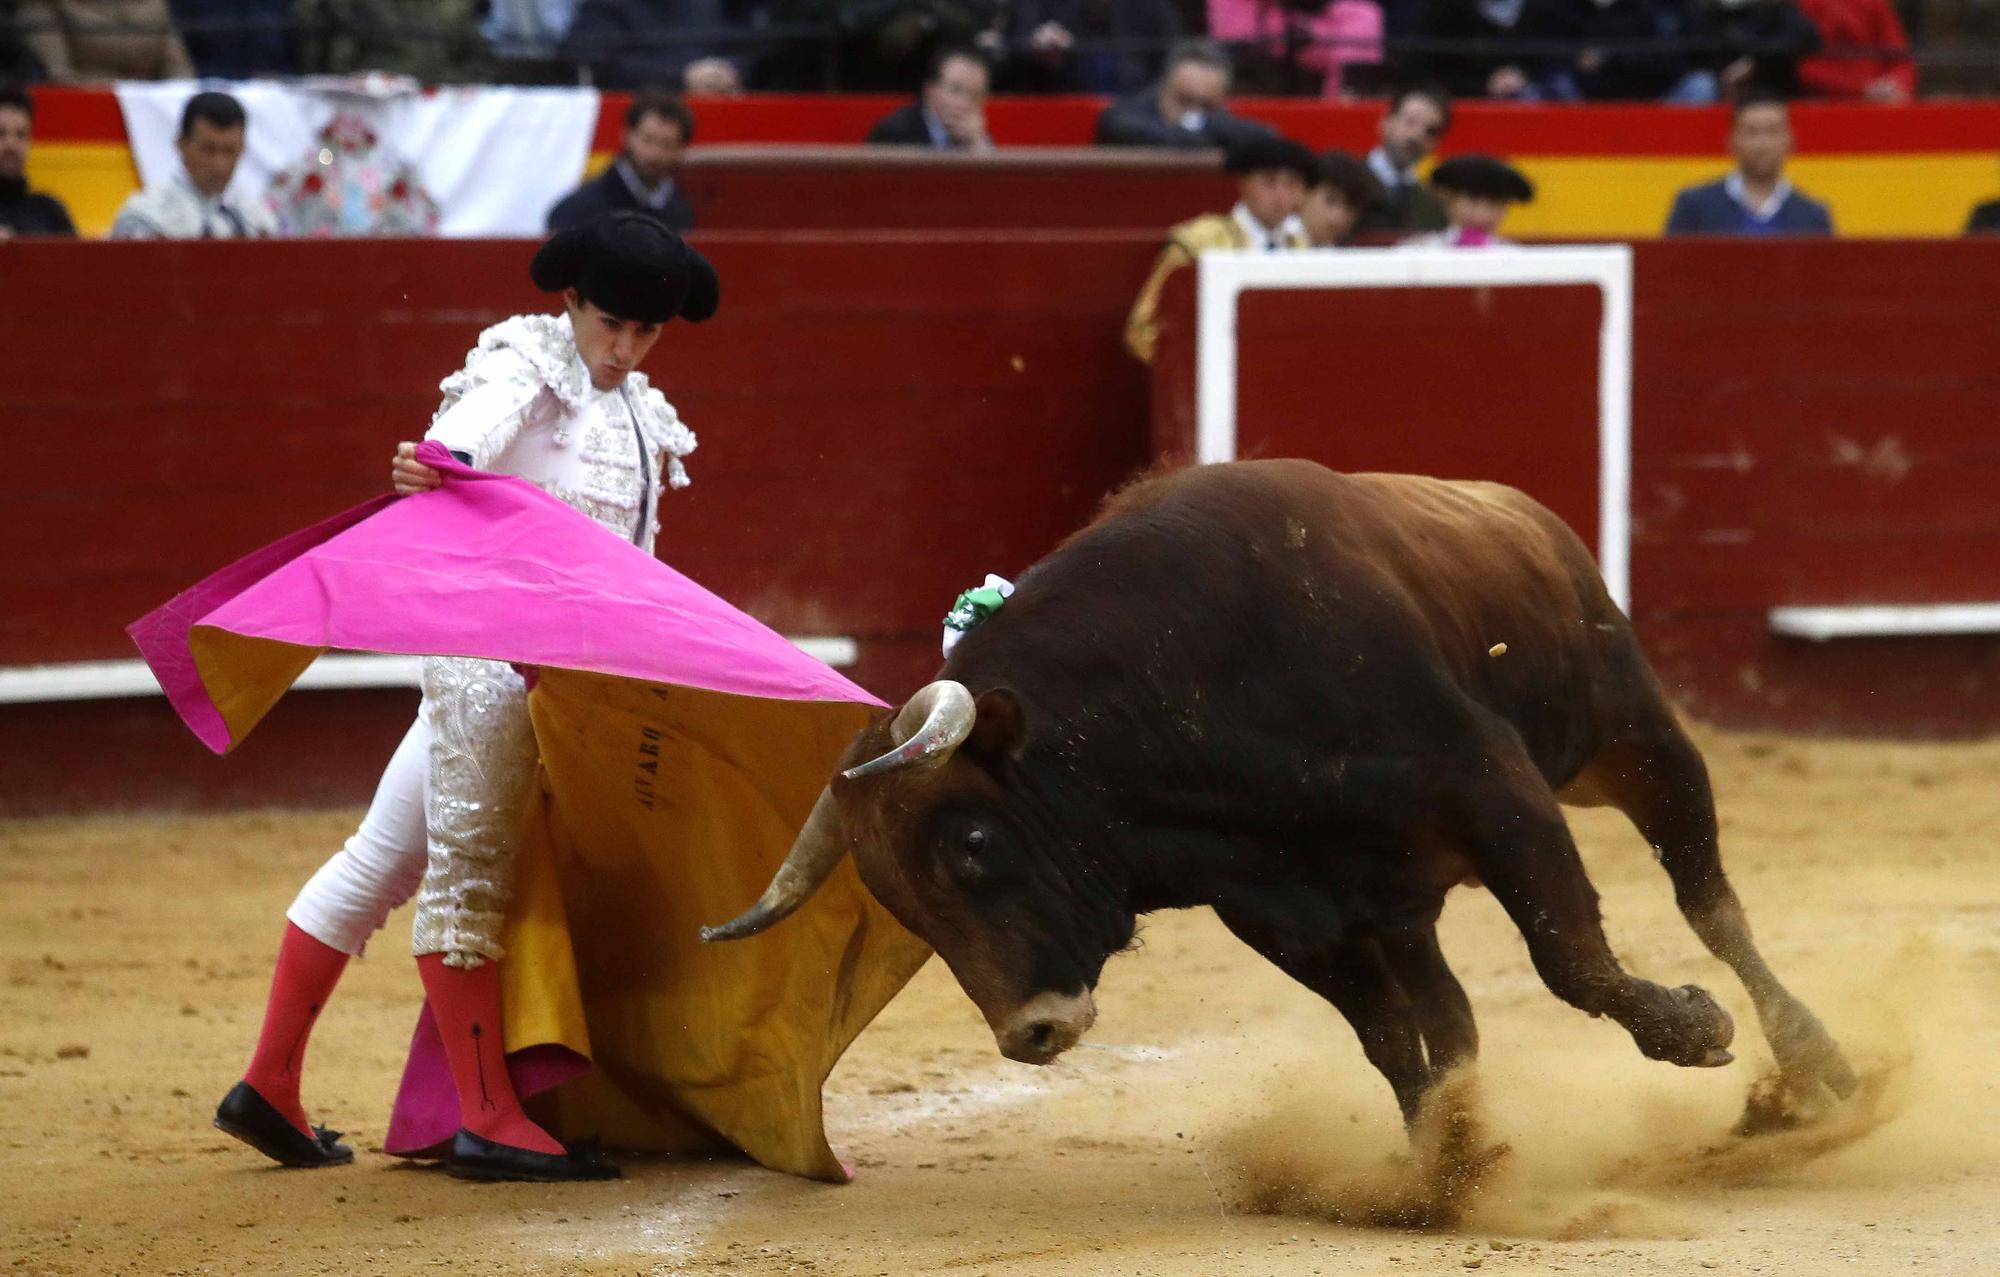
[
  {"x1": 213, "y1": 1081, "x2": 354, "y2": 1168},
  {"x1": 445, "y1": 1128, "x2": 621, "y2": 1182}
]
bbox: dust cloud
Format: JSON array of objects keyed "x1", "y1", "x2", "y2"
[{"x1": 1205, "y1": 932, "x2": 1994, "y2": 1242}]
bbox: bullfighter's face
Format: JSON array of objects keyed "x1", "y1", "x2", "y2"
[{"x1": 834, "y1": 694, "x2": 1132, "y2": 1066}]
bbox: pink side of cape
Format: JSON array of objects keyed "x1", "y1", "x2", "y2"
[
  {"x1": 128, "y1": 443, "x2": 889, "y2": 1155},
  {"x1": 127, "y1": 443, "x2": 885, "y2": 755}
]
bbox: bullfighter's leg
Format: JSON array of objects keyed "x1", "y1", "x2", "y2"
[
  {"x1": 1569, "y1": 724, "x2": 1858, "y2": 1106},
  {"x1": 1377, "y1": 927, "x2": 1478, "y2": 1076},
  {"x1": 1212, "y1": 901, "x2": 1432, "y2": 1124},
  {"x1": 1445, "y1": 735, "x2": 1735, "y2": 1069}
]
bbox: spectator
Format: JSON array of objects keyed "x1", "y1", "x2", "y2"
[
  {"x1": 1207, "y1": 0, "x2": 1384, "y2": 99},
  {"x1": 547, "y1": 90, "x2": 696, "y2": 232},
  {"x1": 0, "y1": 83, "x2": 74, "y2": 237},
  {"x1": 1123, "y1": 133, "x2": 1317, "y2": 362},
  {"x1": 1095, "y1": 37, "x2": 1273, "y2": 149},
  {"x1": 1545, "y1": 0, "x2": 1718, "y2": 101},
  {"x1": 563, "y1": 0, "x2": 751, "y2": 90},
  {"x1": 1002, "y1": 0, "x2": 1178, "y2": 94},
  {"x1": 682, "y1": 55, "x2": 743, "y2": 93},
  {"x1": 1411, "y1": 0, "x2": 1569, "y2": 98},
  {"x1": 2, "y1": 6, "x2": 50, "y2": 81},
  {"x1": 17, "y1": 0, "x2": 194, "y2": 80},
  {"x1": 1665, "y1": 90, "x2": 1833, "y2": 235},
  {"x1": 1300, "y1": 149, "x2": 1381, "y2": 245},
  {"x1": 1702, "y1": 0, "x2": 1820, "y2": 97},
  {"x1": 480, "y1": 0, "x2": 581, "y2": 58},
  {"x1": 1403, "y1": 153, "x2": 1533, "y2": 246},
  {"x1": 811, "y1": 0, "x2": 1003, "y2": 92},
  {"x1": 294, "y1": 0, "x2": 490, "y2": 83},
  {"x1": 171, "y1": 0, "x2": 294, "y2": 77},
  {"x1": 1352, "y1": 83, "x2": 1450, "y2": 235},
  {"x1": 110, "y1": 90, "x2": 273, "y2": 238},
  {"x1": 1794, "y1": 0, "x2": 1914, "y2": 101},
  {"x1": 867, "y1": 45, "x2": 992, "y2": 149}
]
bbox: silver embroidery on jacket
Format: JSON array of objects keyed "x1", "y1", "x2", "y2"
[{"x1": 412, "y1": 656, "x2": 538, "y2": 968}]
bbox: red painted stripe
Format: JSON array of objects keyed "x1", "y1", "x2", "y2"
[
  {"x1": 32, "y1": 84, "x2": 2000, "y2": 157},
  {"x1": 23, "y1": 85, "x2": 128, "y2": 139}
]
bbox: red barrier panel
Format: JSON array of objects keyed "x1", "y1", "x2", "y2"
[
  {"x1": 680, "y1": 148, "x2": 1237, "y2": 230},
  {"x1": 0, "y1": 234, "x2": 1159, "y2": 667}
]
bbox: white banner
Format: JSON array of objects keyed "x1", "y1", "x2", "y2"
[{"x1": 114, "y1": 79, "x2": 601, "y2": 237}]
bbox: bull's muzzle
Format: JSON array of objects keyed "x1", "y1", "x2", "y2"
[{"x1": 994, "y1": 990, "x2": 1097, "y2": 1066}]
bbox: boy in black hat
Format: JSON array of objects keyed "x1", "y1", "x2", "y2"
[
  {"x1": 218, "y1": 213, "x2": 718, "y2": 1185},
  {"x1": 1124, "y1": 133, "x2": 1319, "y2": 363},
  {"x1": 1403, "y1": 154, "x2": 1535, "y2": 248},
  {"x1": 1301, "y1": 150, "x2": 1383, "y2": 248}
]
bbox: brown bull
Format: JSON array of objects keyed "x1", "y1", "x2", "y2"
[{"x1": 704, "y1": 460, "x2": 1858, "y2": 1137}]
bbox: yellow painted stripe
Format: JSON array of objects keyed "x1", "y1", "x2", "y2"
[
  {"x1": 1502, "y1": 154, "x2": 2000, "y2": 239},
  {"x1": 29, "y1": 143, "x2": 2000, "y2": 240}
]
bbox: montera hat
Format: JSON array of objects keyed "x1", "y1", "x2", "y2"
[
  {"x1": 1427, "y1": 154, "x2": 1535, "y2": 203},
  {"x1": 530, "y1": 212, "x2": 720, "y2": 325},
  {"x1": 1223, "y1": 133, "x2": 1321, "y2": 186}
]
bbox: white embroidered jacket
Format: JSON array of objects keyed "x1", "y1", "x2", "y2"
[{"x1": 424, "y1": 312, "x2": 697, "y2": 553}]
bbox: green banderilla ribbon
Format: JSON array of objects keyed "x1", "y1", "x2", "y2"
[{"x1": 944, "y1": 585, "x2": 1009, "y2": 635}]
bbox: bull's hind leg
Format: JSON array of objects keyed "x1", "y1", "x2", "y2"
[
  {"x1": 1444, "y1": 736, "x2": 1736, "y2": 1070},
  {"x1": 1568, "y1": 723, "x2": 1859, "y2": 1113}
]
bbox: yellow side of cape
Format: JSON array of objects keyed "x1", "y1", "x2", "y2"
[{"x1": 504, "y1": 668, "x2": 933, "y2": 1180}]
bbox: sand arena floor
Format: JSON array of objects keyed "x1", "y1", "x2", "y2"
[{"x1": 3, "y1": 726, "x2": 1997, "y2": 1276}]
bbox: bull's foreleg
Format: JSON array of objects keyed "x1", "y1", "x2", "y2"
[
  {"x1": 1213, "y1": 902, "x2": 1433, "y2": 1124},
  {"x1": 1447, "y1": 749, "x2": 1736, "y2": 1069},
  {"x1": 1377, "y1": 927, "x2": 1479, "y2": 1077},
  {"x1": 1573, "y1": 731, "x2": 1859, "y2": 1114}
]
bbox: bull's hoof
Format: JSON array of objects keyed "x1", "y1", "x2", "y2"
[
  {"x1": 1766, "y1": 1002, "x2": 1860, "y2": 1102},
  {"x1": 1631, "y1": 984, "x2": 1735, "y2": 1067},
  {"x1": 1735, "y1": 1072, "x2": 1827, "y2": 1135}
]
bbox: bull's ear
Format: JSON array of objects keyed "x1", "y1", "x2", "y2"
[{"x1": 968, "y1": 687, "x2": 1028, "y2": 765}]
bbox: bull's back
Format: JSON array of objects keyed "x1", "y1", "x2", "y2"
[{"x1": 1082, "y1": 461, "x2": 1642, "y2": 774}]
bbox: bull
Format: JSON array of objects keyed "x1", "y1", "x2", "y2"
[{"x1": 704, "y1": 460, "x2": 1858, "y2": 1140}]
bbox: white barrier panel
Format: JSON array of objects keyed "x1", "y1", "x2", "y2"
[
  {"x1": 0, "y1": 638, "x2": 862, "y2": 706},
  {"x1": 1195, "y1": 245, "x2": 1634, "y2": 614}
]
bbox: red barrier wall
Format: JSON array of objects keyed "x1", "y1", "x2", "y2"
[
  {"x1": 1150, "y1": 239, "x2": 2000, "y2": 736},
  {"x1": 4, "y1": 234, "x2": 1999, "y2": 814},
  {"x1": 678, "y1": 149, "x2": 1237, "y2": 231}
]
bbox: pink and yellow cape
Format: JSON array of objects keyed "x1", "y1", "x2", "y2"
[{"x1": 130, "y1": 444, "x2": 929, "y2": 1179}]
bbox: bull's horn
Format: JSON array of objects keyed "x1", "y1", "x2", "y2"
[
  {"x1": 700, "y1": 786, "x2": 845, "y2": 943},
  {"x1": 841, "y1": 681, "x2": 976, "y2": 780}
]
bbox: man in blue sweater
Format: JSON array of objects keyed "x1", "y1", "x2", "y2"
[{"x1": 1665, "y1": 92, "x2": 1833, "y2": 236}]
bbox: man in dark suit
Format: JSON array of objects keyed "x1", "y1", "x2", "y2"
[
  {"x1": 866, "y1": 46, "x2": 993, "y2": 150},
  {"x1": 1352, "y1": 83, "x2": 1451, "y2": 237},
  {"x1": 547, "y1": 91, "x2": 696, "y2": 233},
  {"x1": 1093, "y1": 38, "x2": 1272, "y2": 150},
  {"x1": 0, "y1": 83, "x2": 74, "y2": 238},
  {"x1": 1665, "y1": 91, "x2": 1832, "y2": 235}
]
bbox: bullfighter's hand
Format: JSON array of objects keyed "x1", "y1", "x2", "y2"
[{"x1": 392, "y1": 441, "x2": 443, "y2": 495}]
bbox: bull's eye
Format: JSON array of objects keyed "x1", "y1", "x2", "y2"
[{"x1": 964, "y1": 828, "x2": 988, "y2": 855}]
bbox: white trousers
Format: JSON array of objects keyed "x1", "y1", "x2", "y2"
[
  {"x1": 286, "y1": 705, "x2": 433, "y2": 956},
  {"x1": 285, "y1": 656, "x2": 537, "y2": 964}
]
